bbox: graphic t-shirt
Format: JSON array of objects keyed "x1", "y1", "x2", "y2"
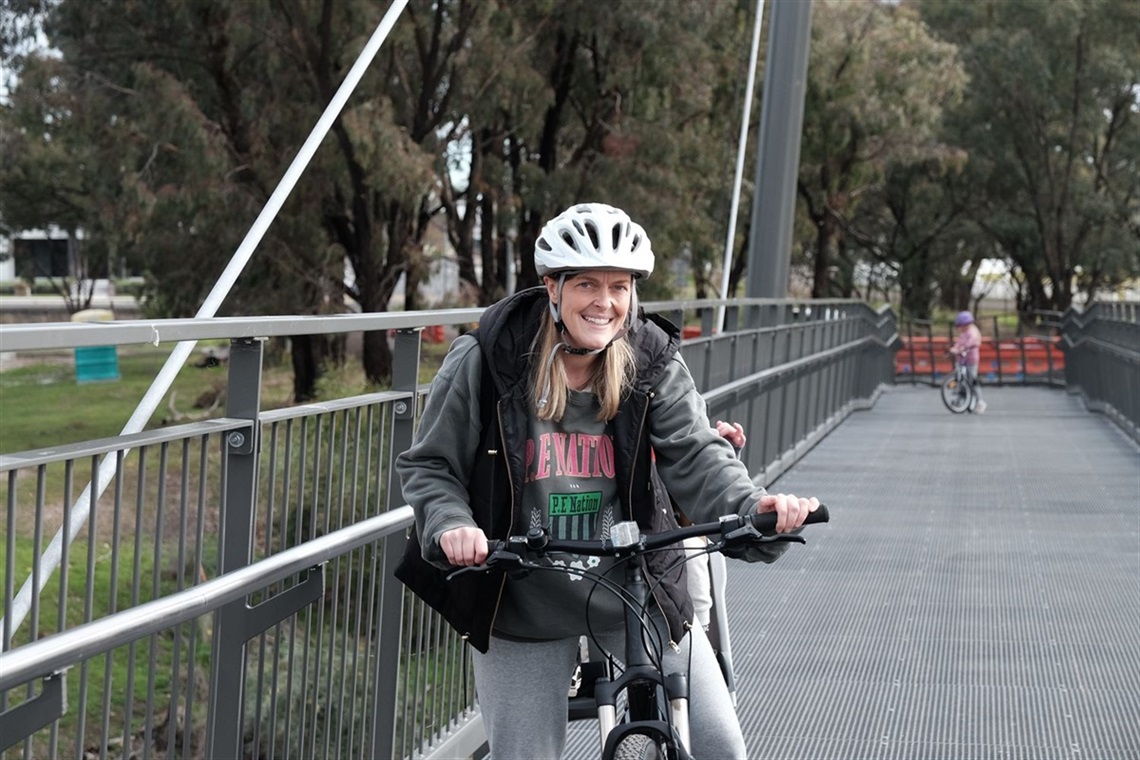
[{"x1": 491, "y1": 389, "x2": 627, "y2": 639}]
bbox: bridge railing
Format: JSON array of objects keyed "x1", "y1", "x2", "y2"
[
  {"x1": 1060, "y1": 301, "x2": 1140, "y2": 444},
  {"x1": 0, "y1": 297, "x2": 897, "y2": 760},
  {"x1": 896, "y1": 313, "x2": 1067, "y2": 388}
]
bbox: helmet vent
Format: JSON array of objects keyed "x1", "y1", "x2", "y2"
[
  {"x1": 612, "y1": 225, "x2": 622, "y2": 251},
  {"x1": 561, "y1": 231, "x2": 578, "y2": 251},
  {"x1": 631, "y1": 233, "x2": 642, "y2": 251},
  {"x1": 537, "y1": 239, "x2": 552, "y2": 251},
  {"x1": 585, "y1": 222, "x2": 601, "y2": 250}
]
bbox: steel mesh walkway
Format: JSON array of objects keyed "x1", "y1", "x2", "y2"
[{"x1": 567, "y1": 386, "x2": 1139, "y2": 759}]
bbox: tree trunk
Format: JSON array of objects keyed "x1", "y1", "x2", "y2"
[
  {"x1": 811, "y1": 216, "x2": 841, "y2": 298},
  {"x1": 291, "y1": 334, "x2": 323, "y2": 402},
  {"x1": 900, "y1": 256, "x2": 932, "y2": 320},
  {"x1": 480, "y1": 188, "x2": 498, "y2": 302},
  {"x1": 361, "y1": 329, "x2": 392, "y2": 386},
  {"x1": 516, "y1": 212, "x2": 541, "y2": 290}
]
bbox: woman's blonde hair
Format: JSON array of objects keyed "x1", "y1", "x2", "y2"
[{"x1": 530, "y1": 304, "x2": 636, "y2": 422}]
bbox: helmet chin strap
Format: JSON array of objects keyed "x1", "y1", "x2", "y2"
[{"x1": 539, "y1": 274, "x2": 635, "y2": 407}]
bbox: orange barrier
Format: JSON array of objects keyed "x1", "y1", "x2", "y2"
[{"x1": 896, "y1": 335, "x2": 1064, "y2": 380}]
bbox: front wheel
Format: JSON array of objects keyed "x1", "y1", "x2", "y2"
[
  {"x1": 612, "y1": 733, "x2": 664, "y2": 760},
  {"x1": 941, "y1": 371, "x2": 972, "y2": 414}
]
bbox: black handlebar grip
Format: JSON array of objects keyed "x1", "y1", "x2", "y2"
[
  {"x1": 748, "y1": 503, "x2": 830, "y2": 533},
  {"x1": 808, "y1": 503, "x2": 830, "y2": 524}
]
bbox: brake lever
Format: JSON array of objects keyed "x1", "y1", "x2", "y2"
[
  {"x1": 445, "y1": 550, "x2": 533, "y2": 581},
  {"x1": 719, "y1": 519, "x2": 809, "y2": 548},
  {"x1": 755, "y1": 534, "x2": 806, "y2": 545}
]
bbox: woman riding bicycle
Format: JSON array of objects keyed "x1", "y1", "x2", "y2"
[
  {"x1": 949, "y1": 310, "x2": 987, "y2": 414},
  {"x1": 395, "y1": 202, "x2": 820, "y2": 760}
]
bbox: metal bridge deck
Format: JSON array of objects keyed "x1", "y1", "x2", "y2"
[{"x1": 568, "y1": 386, "x2": 1140, "y2": 759}]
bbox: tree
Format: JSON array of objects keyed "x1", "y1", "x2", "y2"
[
  {"x1": 845, "y1": 152, "x2": 974, "y2": 319},
  {"x1": 9, "y1": 0, "x2": 465, "y2": 393},
  {"x1": 433, "y1": 0, "x2": 751, "y2": 304},
  {"x1": 5, "y1": 1, "x2": 777, "y2": 345},
  {"x1": 795, "y1": 0, "x2": 966, "y2": 298},
  {"x1": 920, "y1": 0, "x2": 1140, "y2": 311}
]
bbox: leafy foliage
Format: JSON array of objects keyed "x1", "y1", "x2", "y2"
[
  {"x1": 919, "y1": 0, "x2": 1140, "y2": 311},
  {"x1": 2, "y1": 0, "x2": 1136, "y2": 386},
  {"x1": 795, "y1": 0, "x2": 967, "y2": 300}
]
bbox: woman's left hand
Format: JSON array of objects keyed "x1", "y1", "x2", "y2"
[{"x1": 758, "y1": 493, "x2": 820, "y2": 533}]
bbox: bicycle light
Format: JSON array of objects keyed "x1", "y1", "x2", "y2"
[{"x1": 610, "y1": 521, "x2": 640, "y2": 548}]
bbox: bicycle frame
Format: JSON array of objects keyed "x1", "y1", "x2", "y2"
[
  {"x1": 450, "y1": 508, "x2": 829, "y2": 760},
  {"x1": 593, "y1": 557, "x2": 692, "y2": 758}
]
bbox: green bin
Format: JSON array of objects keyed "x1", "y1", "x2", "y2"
[{"x1": 72, "y1": 308, "x2": 121, "y2": 383}]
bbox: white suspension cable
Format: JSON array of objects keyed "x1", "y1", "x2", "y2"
[
  {"x1": 2, "y1": 0, "x2": 410, "y2": 635},
  {"x1": 717, "y1": 0, "x2": 767, "y2": 333}
]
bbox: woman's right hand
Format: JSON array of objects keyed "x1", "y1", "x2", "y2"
[{"x1": 439, "y1": 526, "x2": 489, "y2": 566}]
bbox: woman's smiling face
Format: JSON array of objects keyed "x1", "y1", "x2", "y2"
[{"x1": 545, "y1": 270, "x2": 634, "y2": 351}]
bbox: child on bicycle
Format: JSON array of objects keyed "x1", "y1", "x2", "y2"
[
  {"x1": 950, "y1": 310, "x2": 987, "y2": 414},
  {"x1": 395, "y1": 202, "x2": 821, "y2": 760}
]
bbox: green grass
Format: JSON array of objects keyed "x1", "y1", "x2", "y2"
[
  {"x1": 1, "y1": 534, "x2": 212, "y2": 759},
  {"x1": 0, "y1": 346, "x2": 234, "y2": 453},
  {"x1": 0, "y1": 340, "x2": 452, "y2": 455}
]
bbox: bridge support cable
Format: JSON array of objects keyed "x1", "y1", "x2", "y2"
[
  {"x1": 717, "y1": 0, "x2": 767, "y2": 334},
  {"x1": 0, "y1": 0, "x2": 411, "y2": 637}
]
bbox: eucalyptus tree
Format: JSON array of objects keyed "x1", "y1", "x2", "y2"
[
  {"x1": 5, "y1": 1, "x2": 488, "y2": 391},
  {"x1": 435, "y1": 0, "x2": 750, "y2": 304},
  {"x1": 0, "y1": 55, "x2": 95, "y2": 311},
  {"x1": 844, "y1": 152, "x2": 976, "y2": 319},
  {"x1": 919, "y1": 0, "x2": 1140, "y2": 311},
  {"x1": 7, "y1": 0, "x2": 789, "y2": 392},
  {"x1": 795, "y1": 0, "x2": 966, "y2": 299},
  {"x1": 0, "y1": 14, "x2": 143, "y2": 312}
]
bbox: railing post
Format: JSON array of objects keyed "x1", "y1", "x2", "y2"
[
  {"x1": 906, "y1": 320, "x2": 916, "y2": 385},
  {"x1": 370, "y1": 328, "x2": 421, "y2": 760},
  {"x1": 723, "y1": 303, "x2": 740, "y2": 335},
  {"x1": 1044, "y1": 318, "x2": 1056, "y2": 385},
  {"x1": 992, "y1": 316, "x2": 1003, "y2": 386},
  {"x1": 1017, "y1": 320, "x2": 1028, "y2": 385},
  {"x1": 206, "y1": 338, "x2": 264, "y2": 760},
  {"x1": 698, "y1": 306, "x2": 714, "y2": 339},
  {"x1": 926, "y1": 322, "x2": 936, "y2": 386}
]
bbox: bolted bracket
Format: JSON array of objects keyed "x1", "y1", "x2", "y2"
[{"x1": 0, "y1": 671, "x2": 66, "y2": 752}]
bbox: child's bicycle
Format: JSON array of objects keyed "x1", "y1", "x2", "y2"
[
  {"x1": 941, "y1": 351, "x2": 976, "y2": 414},
  {"x1": 449, "y1": 506, "x2": 830, "y2": 759}
]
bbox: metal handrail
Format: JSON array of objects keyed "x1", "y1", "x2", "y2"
[
  {"x1": 0, "y1": 309, "x2": 486, "y2": 351},
  {"x1": 704, "y1": 335, "x2": 875, "y2": 405},
  {"x1": 0, "y1": 298, "x2": 876, "y2": 352},
  {"x1": 0, "y1": 507, "x2": 414, "y2": 691}
]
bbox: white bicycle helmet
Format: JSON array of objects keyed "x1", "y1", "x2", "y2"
[{"x1": 535, "y1": 203, "x2": 654, "y2": 279}]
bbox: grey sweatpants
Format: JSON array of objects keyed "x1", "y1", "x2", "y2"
[{"x1": 472, "y1": 623, "x2": 747, "y2": 759}]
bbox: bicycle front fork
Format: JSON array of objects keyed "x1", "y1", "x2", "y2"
[{"x1": 594, "y1": 669, "x2": 691, "y2": 755}]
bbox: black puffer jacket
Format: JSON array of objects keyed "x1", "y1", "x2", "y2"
[{"x1": 395, "y1": 287, "x2": 693, "y2": 654}]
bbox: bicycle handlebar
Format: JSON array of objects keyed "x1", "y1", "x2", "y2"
[{"x1": 449, "y1": 505, "x2": 830, "y2": 578}]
